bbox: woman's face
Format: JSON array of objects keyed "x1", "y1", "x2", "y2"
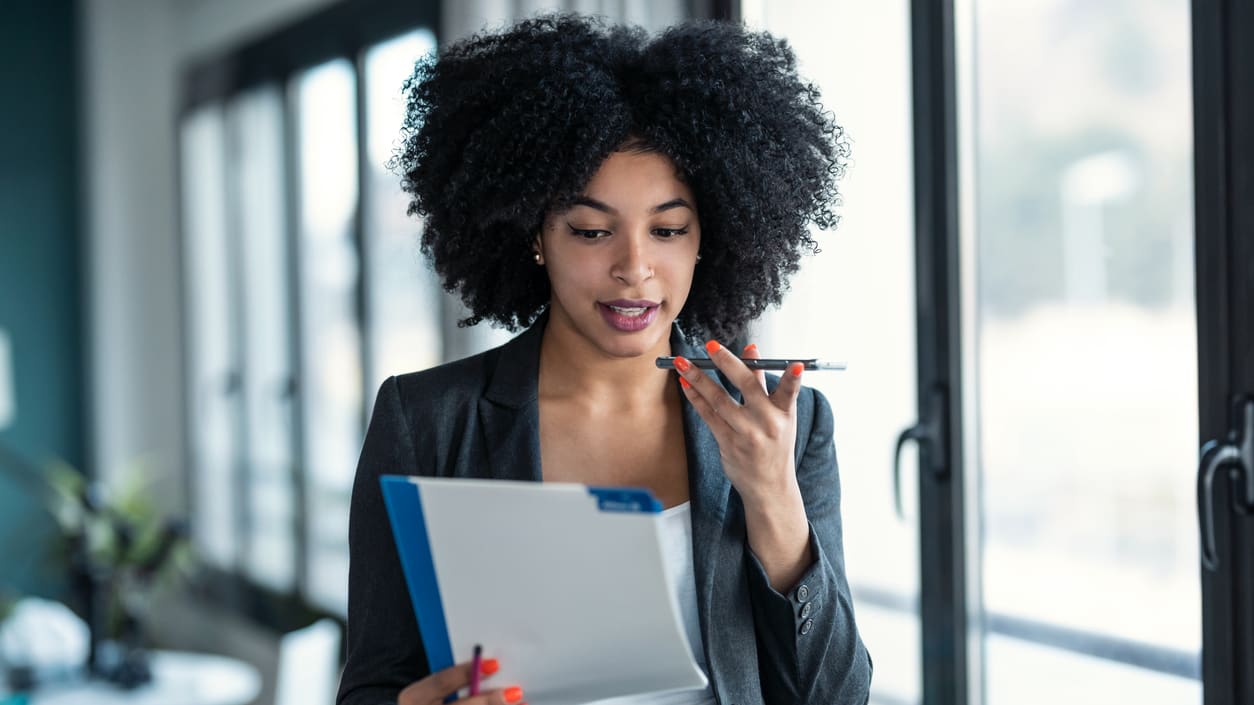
[{"x1": 538, "y1": 149, "x2": 701, "y2": 359}]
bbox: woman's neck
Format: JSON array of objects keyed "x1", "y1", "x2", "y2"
[{"x1": 537, "y1": 317, "x2": 676, "y2": 413}]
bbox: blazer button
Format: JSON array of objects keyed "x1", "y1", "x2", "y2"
[
  {"x1": 796, "y1": 584, "x2": 810, "y2": 602},
  {"x1": 800, "y1": 601, "x2": 813, "y2": 620},
  {"x1": 800, "y1": 618, "x2": 814, "y2": 635}
]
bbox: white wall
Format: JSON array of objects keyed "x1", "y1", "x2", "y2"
[{"x1": 82, "y1": 0, "x2": 182, "y2": 506}]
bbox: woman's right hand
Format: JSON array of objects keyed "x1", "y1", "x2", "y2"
[{"x1": 397, "y1": 659, "x2": 525, "y2": 705}]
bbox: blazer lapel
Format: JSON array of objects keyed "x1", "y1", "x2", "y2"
[
  {"x1": 476, "y1": 315, "x2": 546, "y2": 483},
  {"x1": 674, "y1": 331, "x2": 736, "y2": 680}
]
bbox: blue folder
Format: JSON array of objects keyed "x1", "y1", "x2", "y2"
[{"x1": 378, "y1": 476, "x2": 707, "y2": 705}]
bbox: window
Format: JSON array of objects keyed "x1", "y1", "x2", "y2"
[
  {"x1": 745, "y1": 1, "x2": 1202, "y2": 703},
  {"x1": 293, "y1": 57, "x2": 364, "y2": 614},
  {"x1": 362, "y1": 30, "x2": 443, "y2": 399},
  {"x1": 180, "y1": 105, "x2": 241, "y2": 571},
  {"x1": 230, "y1": 85, "x2": 299, "y2": 592},
  {"x1": 965, "y1": 1, "x2": 1200, "y2": 702},
  {"x1": 178, "y1": 3, "x2": 440, "y2": 616}
]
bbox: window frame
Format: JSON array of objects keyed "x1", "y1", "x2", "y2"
[
  {"x1": 908, "y1": 1, "x2": 971, "y2": 703},
  {"x1": 1192, "y1": 1, "x2": 1254, "y2": 703}
]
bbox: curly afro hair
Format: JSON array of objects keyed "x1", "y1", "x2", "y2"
[{"x1": 392, "y1": 13, "x2": 848, "y2": 341}]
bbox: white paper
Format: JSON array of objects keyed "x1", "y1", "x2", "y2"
[{"x1": 409, "y1": 477, "x2": 709, "y2": 705}]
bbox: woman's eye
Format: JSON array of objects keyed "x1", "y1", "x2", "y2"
[
  {"x1": 654, "y1": 228, "x2": 690, "y2": 239},
  {"x1": 568, "y1": 226, "x2": 609, "y2": 239}
]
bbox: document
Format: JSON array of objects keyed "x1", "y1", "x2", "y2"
[{"x1": 380, "y1": 476, "x2": 710, "y2": 705}]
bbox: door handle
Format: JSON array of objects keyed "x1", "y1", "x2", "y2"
[
  {"x1": 1197, "y1": 397, "x2": 1253, "y2": 571},
  {"x1": 893, "y1": 385, "x2": 949, "y2": 520}
]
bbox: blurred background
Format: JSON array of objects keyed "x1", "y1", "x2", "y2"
[{"x1": 0, "y1": 0, "x2": 1219, "y2": 704}]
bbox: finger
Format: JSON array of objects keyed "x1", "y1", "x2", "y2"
[
  {"x1": 673, "y1": 355, "x2": 747, "y2": 434},
  {"x1": 742, "y1": 342, "x2": 767, "y2": 393},
  {"x1": 460, "y1": 685, "x2": 526, "y2": 705},
  {"x1": 410, "y1": 659, "x2": 496, "y2": 705},
  {"x1": 704, "y1": 339, "x2": 769, "y2": 405},
  {"x1": 429, "y1": 661, "x2": 475, "y2": 696},
  {"x1": 769, "y1": 361, "x2": 805, "y2": 413},
  {"x1": 676, "y1": 369, "x2": 736, "y2": 440}
]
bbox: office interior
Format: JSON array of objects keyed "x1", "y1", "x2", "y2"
[{"x1": 1, "y1": 0, "x2": 1251, "y2": 704}]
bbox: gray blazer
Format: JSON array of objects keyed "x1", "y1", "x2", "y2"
[{"x1": 336, "y1": 315, "x2": 872, "y2": 705}]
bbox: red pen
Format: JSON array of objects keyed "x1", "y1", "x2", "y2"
[{"x1": 469, "y1": 644, "x2": 482, "y2": 696}]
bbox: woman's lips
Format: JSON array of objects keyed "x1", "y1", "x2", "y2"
[{"x1": 597, "y1": 300, "x2": 661, "y2": 332}]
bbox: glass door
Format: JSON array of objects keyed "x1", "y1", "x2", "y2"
[
  {"x1": 960, "y1": 0, "x2": 1201, "y2": 702},
  {"x1": 744, "y1": 1, "x2": 1250, "y2": 702}
]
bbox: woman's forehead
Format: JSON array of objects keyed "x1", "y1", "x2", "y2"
[{"x1": 576, "y1": 151, "x2": 695, "y2": 213}]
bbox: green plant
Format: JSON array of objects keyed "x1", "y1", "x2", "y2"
[
  {"x1": 43, "y1": 457, "x2": 195, "y2": 641},
  {"x1": 0, "y1": 592, "x2": 15, "y2": 624}
]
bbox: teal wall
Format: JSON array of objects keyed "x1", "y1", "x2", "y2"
[{"x1": 0, "y1": 1, "x2": 86, "y2": 600}]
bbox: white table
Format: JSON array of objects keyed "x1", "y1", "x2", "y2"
[{"x1": 27, "y1": 651, "x2": 261, "y2": 705}]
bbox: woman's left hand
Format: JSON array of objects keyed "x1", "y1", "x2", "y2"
[{"x1": 673, "y1": 340, "x2": 805, "y2": 506}]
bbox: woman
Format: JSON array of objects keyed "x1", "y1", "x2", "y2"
[{"x1": 337, "y1": 14, "x2": 871, "y2": 705}]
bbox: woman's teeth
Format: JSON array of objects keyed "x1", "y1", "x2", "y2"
[{"x1": 609, "y1": 305, "x2": 648, "y2": 316}]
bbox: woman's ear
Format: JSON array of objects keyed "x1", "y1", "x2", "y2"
[{"x1": 532, "y1": 231, "x2": 545, "y2": 265}]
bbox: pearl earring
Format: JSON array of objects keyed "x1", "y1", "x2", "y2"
[{"x1": 534, "y1": 252, "x2": 542, "y2": 264}]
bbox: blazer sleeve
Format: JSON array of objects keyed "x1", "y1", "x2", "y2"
[
  {"x1": 742, "y1": 386, "x2": 873, "y2": 704},
  {"x1": 336, "y1": 376, "x2": 429, "y2": 705}
]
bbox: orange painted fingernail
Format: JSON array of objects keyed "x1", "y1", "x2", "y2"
[
  {"x1": 705, "y1": 340, "x2": 722, "y2": 354},
  {"x1": 480, "y1": 658, "x2": 499, "y2": 676},
  {"x1": 789, "y1": 362, "x2": 804, "y2": 377},
  {"x1": 679, "y1": 377, "x2": 692, "y2": 389},
  {"x1": 743, "y1": 343, "x2": 758, "y2": 354},
  {"x1": 504, "y1": 686, "x2": 524, "y2": 703},
  {"x1": 673, "y1": 355, "x2": 691, "y2": 373}
]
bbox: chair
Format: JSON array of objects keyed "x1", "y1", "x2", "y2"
[{"x1": 273, "y1": 619, "x2": 341, "y2": 705}]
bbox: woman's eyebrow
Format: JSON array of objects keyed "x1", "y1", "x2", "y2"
[
  {"x1": 571, "y1": 196, "x2": 694, "y2": 215},
  {"x1": 651, "y1": 198, "x2": 694, "y2": 213}
]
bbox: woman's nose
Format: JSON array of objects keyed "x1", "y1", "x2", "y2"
[{"x1": 610, "y1": 232, "x2": 654, "y2": 285}]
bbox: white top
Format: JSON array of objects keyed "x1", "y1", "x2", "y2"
[{"x1": 590, "y1": 501, "x2": 719, "y2": 705}]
